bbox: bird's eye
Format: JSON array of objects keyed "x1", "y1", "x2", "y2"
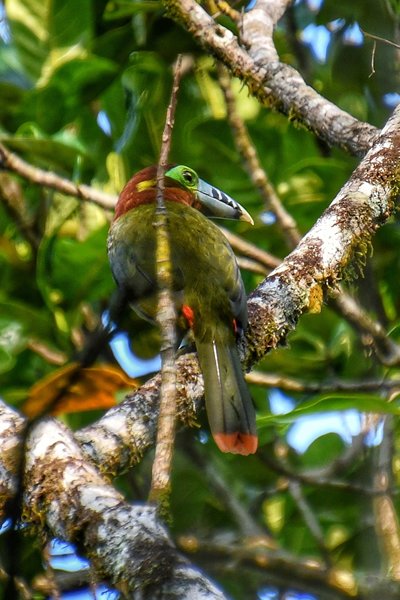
[{"x1": 183, "y1": 170, "x2": 194, "y2": 184}]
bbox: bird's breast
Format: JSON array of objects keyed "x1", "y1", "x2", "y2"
[{"x1": 108, "y1": 202, "x2": 244, "y2": 339}]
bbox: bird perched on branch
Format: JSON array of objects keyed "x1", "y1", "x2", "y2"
[{"x1": 108, "y1": 165, "x2": 257, "y2": 455}]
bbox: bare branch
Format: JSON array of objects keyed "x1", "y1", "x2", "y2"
[
  {"x1": 332, "y1": 293, "x2": 400, "y2": 366},
  {"x1": 217, "y1": 64, "x2": 301, "y2": 247},
  {"x1": 237, "y1": 255, "x2": 269, "y2": 275},
  {"x1": 162, "y1": 0, "x2": 378, "y2": 156},
  {"x1": 178, "y1": 538, "x2": 358, "y2": 600},
  {"x1": 220, "y1": 226, "x2": 281, "y2": 270},
  {"x1": 258, "y1": 448, "x2": 392, "y2": 497},
  {"x1": 247, "y1": 371, "x2": 400, "y2": 394},
  {"x1": 372, "y1": 418, "x2": 400, "y2": 579},
  {"x1": 0, "y1": 173, "x2": 40, "y2": 250},
  {"x1": 185, "y1": 443, "x2": 272, "y2": 539},
  {"x1": 288, "y1": 480, "x2": 332, "y2": 566},
  {"x1": 149, "y1": 55, "x2": 183, "y2": 511},
  {"x1": 23, "y1": 415, "x2": 227, "y2": 599},
  {"x1": 362, "y1": 29, "x2": 400, "y2": 49},
  {"x1": 0, "y1": 142, "x2": 116, "y2": 209}
]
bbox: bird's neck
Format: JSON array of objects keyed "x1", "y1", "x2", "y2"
[{"x1": 114, "y1": 185, "x2": 200, "y2": 220}]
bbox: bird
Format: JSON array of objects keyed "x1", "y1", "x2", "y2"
[{"x1": 107, "y1": 164, "x2": 258, "y2": 455}]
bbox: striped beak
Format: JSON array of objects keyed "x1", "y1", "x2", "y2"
[{"x1": 197, "y1": 179, "x2": 254, "y2": 225}]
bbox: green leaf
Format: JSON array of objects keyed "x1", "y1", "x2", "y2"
[
  {"x1": 0, "y1": 134, "x2": 85, "y2": 171},
  {"x1": 0, "y1": 347, "x2": 16, "y2": 374},
  {"x1": 37, "y1": 223, "x2": 113, "y2": 316},
  {"x1": 258, "y1": 393, "x2": 400, "y2": 427},
  {"x1": 0, "y1": 300, "x2": 53, "y2": 340},
  {"x1": 302, "y1": 433, "x2": 345, "y2": 468},
  {"x1": 104, "y1": 0, "x2": 161, "y2": 20},
  {"x1": 7, "y1": 0, "x2": 93, "y2": 81},
  {"x1": 0, "y1": 317, "x2": 26, "y2": 373}
]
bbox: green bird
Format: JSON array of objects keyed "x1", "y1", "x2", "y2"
[{"x1": 108, "y1": 165, "x2": 257, "y2": 455}]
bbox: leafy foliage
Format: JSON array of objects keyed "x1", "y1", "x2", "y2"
[{"x1": 1, "y1": 0, "x2": 400, "y2": 598}]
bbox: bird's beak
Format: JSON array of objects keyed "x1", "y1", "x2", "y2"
[{"x1": 197, "y1": 179, "x2": 254, "y2": 225}]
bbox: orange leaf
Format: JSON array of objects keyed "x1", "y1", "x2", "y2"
[{"x1": 23, "y1": 363, "x2": 137, "y2": 418}]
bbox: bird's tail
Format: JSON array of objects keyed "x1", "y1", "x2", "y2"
[{"x1": 196, "y1": 339, "x2": 258, "y2": 455}]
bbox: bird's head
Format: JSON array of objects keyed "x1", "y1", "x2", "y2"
[{"x1": 113, "y1": 164, "x2": 253, "y2": 224}]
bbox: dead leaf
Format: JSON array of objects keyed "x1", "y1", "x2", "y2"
[{"x1": 23, "y1": 363, "x2": 136, "y2": 418}]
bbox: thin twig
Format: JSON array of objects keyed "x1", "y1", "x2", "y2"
[
  {"x1": 177, "y1": 537, "x2": 358, "y2": 599},
  {"x1": 0, "y1": 173, "x2": 40, "y2": 250},
  {"x1": 247, "y1": 370, "x2": 400, "y2": 394},
  {"x1": 362, "y1": 29, "x2": 400, "y2": 49},
  {"x1": 258, "y1": 451, "x2": 394, "y2": 497},
  {"x1": 220, "y1": 226, "x2": 281, "y2": 270},
  {"x1": 149, "y1": 55, "x2": 183, "y2": 515},
  {"x1": 369, "y1": 40, "x2": 376, "y2": 77},
  {"x1": 288, "y1": 480, "x2": 332, "y2": 566},
  {"x1": 217, "y1": 63, "x2": 301, "y2": 247},
  {"x1": 236, "y1": 256, "x2": 269, "y2": 275},
  {"x1": 332, "y1": 293, "x2": 400, "y2": 367},
  {"x1": 186, "y1": 442, "x2": 273, "y2": 539}
]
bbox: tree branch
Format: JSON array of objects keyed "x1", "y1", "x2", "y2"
[
  {"x1": 1, "y1": 102, "x2": 393, "y2": 533},
  {"x1": 0, "y1": 400, "x2": 373, "y2": 600},
  {"x1": 179, "y1": 538, "x2": 358, "y2": 600},
  {"x1": 244, "y1": 103, "x2": 400, "y2": 367},
  {"x1": 0, "y1": 402, "x2": 228, "y2": 599},
  {"x1": 149, "y1": 55, "x2": 183, "y2": 511},
  {"x1": 0, "y1": 142, "x2": 115, "y2": 210},
  {"x1": 217, "y1": 55, "x2": 400, "y2": 367},
  {"x1": 247, "y1": 371, "x2": 400, "y2": 394},
  {"x1": 162, "y1": 0, "x2": 378, "y2": 156},
  {"x1": 217, "y1": 63, "x2": 300, "y2": 247}
]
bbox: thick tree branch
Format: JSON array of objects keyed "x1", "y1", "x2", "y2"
[
  {"x1": 1, "y1": 399, "x2": 371, "y2": 600},
  {"x1": 75, "y1": 355, "x2": 203, "y2": 476},
  {"x1": 162, "y1": 0, "x2": 378, "y2": 156},
  {"x1": 244, "y1": 103, "x2": 400, "y2": 367},
  {"x1": 0, "y1": 402, "x2": 227, "y2": 599}
]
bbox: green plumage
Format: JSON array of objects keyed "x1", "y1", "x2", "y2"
[
  {"x1": 109, "y1": 203, "x2": 244, "y2": 335},
  {"x1": 108, "y1": 190, "x2": 257, "y2": 454}
]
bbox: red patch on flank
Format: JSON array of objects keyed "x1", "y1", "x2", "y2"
[
  {"x1": 182, "y1": 304, "x2": 195, "y2": 328},
  {"x1": 232, "y1": 318, "x2": 238, "y2": 335},
  {"x1": 213, "y1": 432, "x2": 258, "y2": 455}
]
